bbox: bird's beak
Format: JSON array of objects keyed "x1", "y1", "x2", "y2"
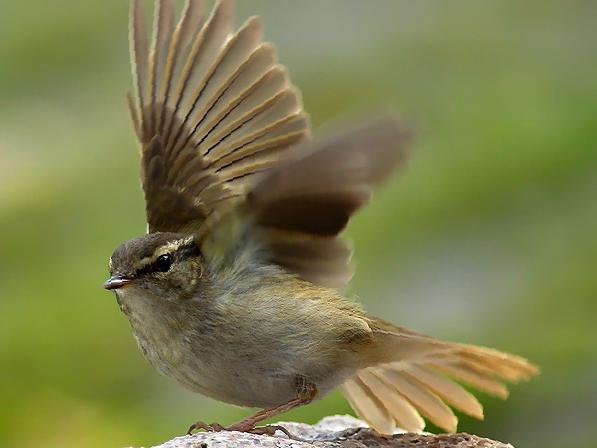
[{"x1": 103, "y1": 275, "x2": 131, "y2": 290}]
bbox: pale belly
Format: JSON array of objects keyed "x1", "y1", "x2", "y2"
[
  {"x1": 116, "y1": 282, "x2": 362, "y2": 409},
  {"x1": 132, "y1": 325, "x2": 355, "y2": 408}
]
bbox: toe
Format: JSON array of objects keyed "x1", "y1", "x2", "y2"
[{"x1": 187, "y1": 421, "x2": 214, "y2": 435}]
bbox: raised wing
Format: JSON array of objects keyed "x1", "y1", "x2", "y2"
[
  {"x1": 128, "y1": 0, "x2": 310, "y2": 233},
  {"x1": 240, "y1": 117, "x2": 412, "y2": 288},
  {"x1": 129, "y1": 0, "x2": 413, "y2": 289}
]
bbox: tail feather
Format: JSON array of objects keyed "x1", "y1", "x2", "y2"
[
  {"x1": 342, "y1": 377, "x2": 395, "y2": 435},
  {"x1": 341, "y1": 327, "x2": 539, "y2": 434},
  {"x1": 456, "y1": 352, "x2": 522, "y2": 383},
  {"x1": 373, "y1": 368, "x2": 458, "y2": 432},
  {"x1": 430, "y1": 361, "x2": 510, "y2": 399},
  {"x1": 456, "y1": 345, "x2": 538, "y2": 381},
  {"x1": 401, "y1": 365, "x2": 483, "y2": 419},
  {"x1": 355, "y1": 370, "x2": 425, "y2": 432}
]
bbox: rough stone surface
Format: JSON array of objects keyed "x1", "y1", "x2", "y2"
[{"x1": 147, "y1": 415, "x2": 514, "y2": 448}]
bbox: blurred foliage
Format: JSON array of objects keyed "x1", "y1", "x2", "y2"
[{"x1": 1, "y1": 1, "x2": 596, "y2": 447}]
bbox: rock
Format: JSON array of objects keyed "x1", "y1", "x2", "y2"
[{"x1": 148, "y1": 415, "x2": 514, "y2": 448}]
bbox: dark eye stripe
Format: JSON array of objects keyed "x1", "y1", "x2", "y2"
[{"x1": 134, "y1": 241, "x2": 200, "y2": 277}]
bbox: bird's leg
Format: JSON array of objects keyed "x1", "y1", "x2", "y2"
[
  {"x1": 187, "y1": 376, "x2": 317, "y2": 438},
  {"x1": 227, "y1": 396, "x2": 307, "y2": 432}
]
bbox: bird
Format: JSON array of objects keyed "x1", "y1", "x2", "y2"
[{"x1": 104, "y1": 0, "x2": 539, "y2": 437}]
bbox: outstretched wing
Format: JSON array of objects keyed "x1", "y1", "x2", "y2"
[
  {"x1": 202, "y1": 117, "x2": 412, "y2": 288},
  {"x1": 128, "y1": 0, "x2": 413, "y2": 288},
  {"x1": 241, "y1": 117, "x2": 412, "y2": 288},
  {"x1": 128, "y1": 0, "x2": 310, "y2": 233}
]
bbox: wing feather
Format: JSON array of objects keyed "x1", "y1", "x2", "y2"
[
  {"x1": 129, "y1": 0, "x2": 309, "y2": 234},
  {"x1": 130, "y1": 0, "x2": 150, "y2": 137},
  {"x1": 128, "y1": 1, "x2": 411, "y2": 288},
  {"x1": 148, "y1": 0, "x2": 175, "y2": 132},
  {"x1": 225, "y1": 117, "x2": 411, "y2": 288},
  {"x1": 160, "y1": 0, "x2": 205, "y2": 134},
  {"x1": 199, "y1": 65, "x2": 290, "y2": 152},
  {"x1": 165, "y1": 0, "x2": 235, "y2": 152},
  {"x1": 181, "y1": 16, "x2": 264, "y2": 148},
  {"x1": 194, "y1": 44, "x2": 278, "y2": 146}
]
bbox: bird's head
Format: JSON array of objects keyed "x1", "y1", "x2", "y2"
[{"x1": 105, "y1": 232, "x2": 204, "y2": 302}]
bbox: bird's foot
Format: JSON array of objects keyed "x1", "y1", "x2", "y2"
[
  {"x1": 187, "y1": 421, "x2": 300, "y2": 440},
  {"x1": 246, "y1": 424, "x2": 298, "y2": 439},
  {"x1": 186, "y1": 421, "x2": 224, "y2": 434}
]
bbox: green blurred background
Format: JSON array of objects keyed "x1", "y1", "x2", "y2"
[{"x1": 1, "y1": 1, "x2": 596, "y2": 447}]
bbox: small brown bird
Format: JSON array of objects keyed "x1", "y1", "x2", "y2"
[{"x1": 105, "y1": 0, "x2": 538, "y2": 436}]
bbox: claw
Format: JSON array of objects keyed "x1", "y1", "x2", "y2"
[
  {"x1": 186, "y1": 422, "x2": 302, "y2": 440},
  {"x1": 250, "y1": 425, "x2": 301, "y2": 440},
  {"x1": 187, "y1": 421, "x2": 219, "y2": 435}
]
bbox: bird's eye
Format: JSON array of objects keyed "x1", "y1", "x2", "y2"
[{"x1": 155, "y1": 254, "x2": 172, "y2": 272}]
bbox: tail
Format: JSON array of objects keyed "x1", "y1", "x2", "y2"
[{"x1": 341, "y1": 322, "x2": 539, "y2": 434}]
